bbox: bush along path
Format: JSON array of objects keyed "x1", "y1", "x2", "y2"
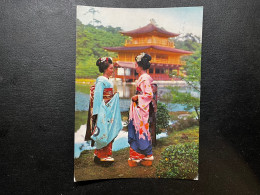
[{"x1": 74, "y1": 126, "x2": 199, "y2": 181}]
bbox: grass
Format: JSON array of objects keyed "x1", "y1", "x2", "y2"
[
  {"x1": 75, "y1": 83, "x2": 91, "y2": 94},
  {"x1": 76, "y1": 78, "x2": 96, "y2": 85},
  {"x1": 74, "y1": 125, "x2": 199, "y2": 181}
]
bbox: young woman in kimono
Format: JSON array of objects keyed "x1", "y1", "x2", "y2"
[
  {"x1": 128, "y1": 53, "x2": 155, "y2": 167},
  {"x1": 85, "y1": 57, "x2": 122, "y2": 165}
]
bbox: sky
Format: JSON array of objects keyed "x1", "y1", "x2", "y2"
[{"x1": 77, "y1": 6, "x2": 203, "y2": 39}]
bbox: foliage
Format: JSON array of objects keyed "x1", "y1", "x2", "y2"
[
  {"x1": 182, "y1": 47, "x2": 201, "y2": 89},
  {"x1": 168, "y1": 34, "x2": 201, "y2": 121},
  {"x1": 156, "y1": 142, "x2": 199, "y2": 179},
  {"x1": 172, "y1": 117, "x2": 199, "y2": 132},
  {"x1": 155, "y1": 102, "x2": 170, "y2": 134},
  {"x1": 168, "y1": 86, "x2": 200, "y2": 111},
  {"x1": 76, "y1": 19, "x2": 128, "y2": 78}
]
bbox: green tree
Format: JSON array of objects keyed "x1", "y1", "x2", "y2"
[
  {"x1": 168, "y1": 34, "x2": 201, "y2": 121},
  {"x1": 76, "y1": 21, "x2": 128, "y2": 78}
]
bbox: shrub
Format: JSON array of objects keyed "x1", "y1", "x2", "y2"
[
  {"x1": 172, "y1": 117, "x2": 199, "y2": 131},
  {"x1": 155, "y1": 102, "x2": 170, "y2": 134},
  {"x1": 156, "y1": 142, "x2": 199, "y2": 179}
]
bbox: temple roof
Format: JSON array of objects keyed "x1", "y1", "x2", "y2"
[
  {"x1": 114, "y1": 61, "x2": 135, "y2": 68},
  {"x1": 104, "y1": 45, "x2": 193, "y2": 54},
  {"x1": 120, "y1": 23, "x2": 179, "y2": 37}
]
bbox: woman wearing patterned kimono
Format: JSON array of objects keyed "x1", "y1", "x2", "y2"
[
  {"x1": 85, "y1": 57, "x2": 122, "y2": 165},
  {"x1": 128, "y1": 53, "x2": 155, "y2": 167}
]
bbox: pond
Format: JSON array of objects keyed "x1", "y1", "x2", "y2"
[{"x1": 75, "y1": 81, "x2": 200, "y2": 112}]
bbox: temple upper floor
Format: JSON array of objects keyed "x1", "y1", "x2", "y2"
[{"x1": 124, "y1": 36, "x2": 175, "y2": 48}]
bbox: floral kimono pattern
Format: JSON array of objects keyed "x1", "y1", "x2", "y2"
[{"x1": 128, "y1": 73, "x2": 154, "y2": 159}]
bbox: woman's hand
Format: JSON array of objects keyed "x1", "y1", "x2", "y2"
[{"x1": 132, "y1": 95, "x2": 138, "y2": 102}]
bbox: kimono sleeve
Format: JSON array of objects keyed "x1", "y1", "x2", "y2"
[
  {"x1": 93, "y1": 81, "x2": 105, "y2": 115},
  {"x1": 137, "y1": 80, "x2": 153, "y2": 112}
]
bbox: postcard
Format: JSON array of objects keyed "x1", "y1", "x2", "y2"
[{"x1": 74, "y1": 6, "x2": 203, "y2": 181}]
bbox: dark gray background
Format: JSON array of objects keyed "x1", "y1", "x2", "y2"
[{"x1": 0, "y1": 0, "x2": 260, "y2": 194}]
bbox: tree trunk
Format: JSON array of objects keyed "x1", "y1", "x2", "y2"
[{"x1": 194, "y1": 107, "x2": 200, "y2": 122}]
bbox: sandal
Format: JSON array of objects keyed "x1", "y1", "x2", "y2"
[
  {"x1": 100, "y1": 156, "x2": 114, "y2": 162},
  {"x1": 143, "y1": 155, "x2": 154, "y2": 161},
  {"x1": 128, "y1": 158, "x2": 141, "y2": 167},
  {"x1": 140, "y1": 155, "x2": 154, "y2": 166}
]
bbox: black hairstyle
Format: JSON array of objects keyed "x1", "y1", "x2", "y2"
[
  {"x1": 96, "y1": 57, "x2": 113, "y2": 73},
  {"x1": 135, "y1": 53, "x2": 152, "y2": 70}
]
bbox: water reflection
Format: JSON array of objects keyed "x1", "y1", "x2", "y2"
[{"x1": 116, "y1": 83, "x2": 135, "y2": 99}]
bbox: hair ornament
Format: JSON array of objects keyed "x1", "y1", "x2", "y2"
[
  {"x1": 136, "y1": 52, "x2": 145, "y2": 62},
  {"x1": 100, "y1": 57, "x2": 107, "y2": 63}
]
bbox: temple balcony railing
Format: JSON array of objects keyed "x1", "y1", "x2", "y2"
[
  {"x1": 149, "y1": 74, "x2": 172, "y2": 81},
  {"x1": 114, "y1": 73, "x2": 173, "y2": 81},
  {"x1": 152, "y1": 59, "x2": 168, "y2": 64},
  {"x1": 151, "y1": 59, "x2": 186, "y2": 65},
  {"x1": 114, "y1": 57, "x2": 186, "y2": 66},
  {"x1": 125, "y1": 40, "x2": 175, "y2": 47}
]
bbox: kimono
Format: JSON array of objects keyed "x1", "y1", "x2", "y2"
[
  {"x1": 128, "y1": 73, "x2": 154, "y2": 159},
  {"x1": 85, "y1": 76, "x2": 122, "y2": 158}
]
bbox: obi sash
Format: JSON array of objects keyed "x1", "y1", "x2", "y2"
[{"x1": 135, "y1": 83, "x2": 158, "y2": 112}]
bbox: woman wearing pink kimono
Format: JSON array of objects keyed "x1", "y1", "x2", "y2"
[{"x1": 128, "y1": 53, "x2": 154, "y2": 167}]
